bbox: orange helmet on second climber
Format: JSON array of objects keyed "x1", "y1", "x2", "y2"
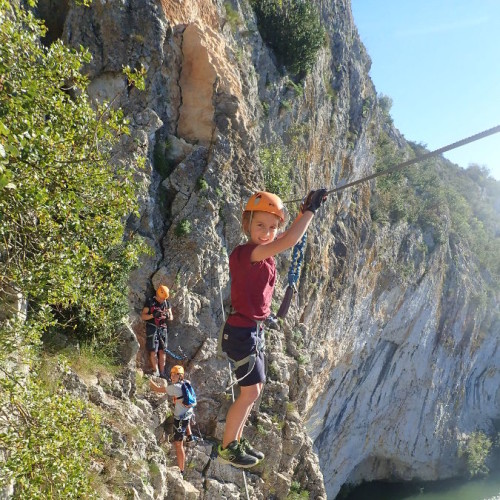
[
  {"x1": 157, "y1": 285, "x2": 169, "y2": 300},
  {"x1": 244, "y1": 191, "x2": 285, "y2": 222},
  {"x1": 170, "y1": 365, "x2": 184, "y2": 375}
]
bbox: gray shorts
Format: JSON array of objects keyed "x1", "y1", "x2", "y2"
[{"x1": 146, "y1": 327, "x2": 167, "y2": 353}]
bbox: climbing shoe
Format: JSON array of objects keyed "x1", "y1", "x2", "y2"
[
  {"x1": 217, "y1": 440, "x2": 259, "y2": 468},
  {"x1": 240, "y1": 438, "x2": 265, "y2": 461}
]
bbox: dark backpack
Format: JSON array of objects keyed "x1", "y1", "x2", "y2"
[{"x1": 181, "y1": 381, "x2": 197, "y2": 408}]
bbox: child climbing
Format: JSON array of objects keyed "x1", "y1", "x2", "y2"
[
  {"x1": 141, "y1": 285, "x2": 173, "y2": 377},
  {"x1": 150, "y1": 365, "x2": 198, "y2": 476},
  {"x1": 217, "y1": 189, "x2": 327, "y2": 468}
]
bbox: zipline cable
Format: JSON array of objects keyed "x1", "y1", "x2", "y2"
[{"x1": 284, "y1": 124, "x2": 500, "y2": 203}]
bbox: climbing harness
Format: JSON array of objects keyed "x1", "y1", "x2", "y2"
[
  {"x1": 276, "y1": 125, "x2": 500, "y2": 317},
  {"x1": 277, "y1": 233, "x2": 307, "y2": 318},
  {"x1": 217, "y1": 318, "x2": 265, "y2": 391}
]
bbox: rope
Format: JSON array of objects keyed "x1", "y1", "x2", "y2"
[
  {"x1": 287, "y1": 234, "x2": 307, "y2": 287},
  {"x1": 284, "y1": 124, "x2": 500, "y2": 203},
  {"x1": 218, "y1": 275, "x2": 236, "y2": 402},
  {"x1": 277, "y1": 234, "x2": 307, "y2": 318},
  {"x1": 165, "y1": 348, "x2": 187, "y2": 361}
]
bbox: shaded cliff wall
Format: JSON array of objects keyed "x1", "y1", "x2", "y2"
[{"x1": 55, "y1": 0, "x2": 500, "y2": 498}]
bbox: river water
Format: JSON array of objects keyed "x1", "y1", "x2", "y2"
[{"x1": 340, "y1": 474, "x2": 500, "y2": 500}]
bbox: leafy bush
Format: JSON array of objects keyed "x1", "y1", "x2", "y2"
[
  {"x1": 260, "y1": 144, "x2": 294, "y2": 200},
  {"x1": 378, "y1": 93, "x2": 394, "y2": 124},
  {"x1": 224, "y1": 1, "x2": 242, "y2": 31},
  {"x1": 458, "y1": 431, "x2": 493, "y2": 477},
  {"x1": 175, "y1": 219, "x2": 192, "y2": 237},
  {"x1": 196, "y1": 176, "x2": 209, "y2": 191},
  {"x1": 371, "y1": 132, "x2": 500, "y2": 284},
  {"x1": 0, "y1": 1, "x2": 145, "y2": 347},
  {"x1": 0, "y1": 3, "x2": 147, "y2": 495},
  {"x1": 0, "y1": 377, "x2": 105, "y2": 499},
  {"x1": 287, "y1": 480, "x2": 310, "y2": 499},
  {"x1": 0, "y1": 319, "x2": 106, "y2": 499},
  {"x1": 251, "y1": 0, "x2": 325, "y2": 77}
]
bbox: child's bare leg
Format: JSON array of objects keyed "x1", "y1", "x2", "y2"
[
  {"x1": 158, "y1": 350, "x2": 166, "y2": 375},
  {"x1": 223, "y1": 384, "x2": 261, "y2": 448},
  {"x1": 236, "y1": 382, "x2": 262, "y2": 441},
  {"x1": 174, "y1": 440, "x2": 185, "y2": 471},
  {"x1": 149, "y1": 351, "x2": 159, "y2": 372}
]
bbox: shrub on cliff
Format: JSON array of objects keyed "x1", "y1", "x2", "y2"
[
  {"x1": 0, "y1": 327, "x2": 106, "y2": 499},
  {"x1": 0, "y1": 1, "x2": 146, "y2": 495},
  {"x1": 251, "y1": 0, "x2": 326, "y2": 77},
  {"x1": 371, "y1": 132, "x2": 500, "y2": 285},
  {"x1": 458, "y1": 431, "x2": 493, "y2": 477},
  {"x1": 0, "y1": 0, "x2": 145, "y2": 348},
  {"x1": 260, "y1": 144, "x2": 294, "y2": 200}
]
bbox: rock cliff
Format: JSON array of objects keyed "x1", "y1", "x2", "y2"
[{"x1": 35, "y1": 0, "x2": 500, "y2": 498}]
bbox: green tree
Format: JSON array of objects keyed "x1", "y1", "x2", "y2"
[
  {"x1": 0, "y1": 1, "x2": 146, "y2": 496},
  {"x1": 0, "y1": 0, "x2": 145, "y2": 347},
  {"x1": 459, "y1": 431, "x2": 493, "y2": 477},
  {"x1": 0, "y1": 350, "x2": 106, "y2": 499},
  {"x1": 260, "y1": 144, "x2": 294, "y2": 200},
  {"x1": 251, "y1": 0, "x2": 325, "y2": 77}
]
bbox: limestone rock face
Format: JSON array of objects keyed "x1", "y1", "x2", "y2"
[
  {"x1": 54, "y1": 0, "x2": 500, "y2": 498},
  {"x1": 307, "y1": 226, "x2": 500, "y2": 497}
]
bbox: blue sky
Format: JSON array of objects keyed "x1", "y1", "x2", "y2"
[{"x1": 351, "y1": 0, "x2": 500, "y2": 180}]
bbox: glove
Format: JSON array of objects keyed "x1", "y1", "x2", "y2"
[
  {"x1": 152, "y1": 309, "x2": 163, "y2": 319},
  {"x1": 300, "y1": 188, "x2": 328, "y2": 214}
]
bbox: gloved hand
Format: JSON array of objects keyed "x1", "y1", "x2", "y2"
[
  {"x1": 152, "y1": 309, "x2": 163, "y2": 319},
  {"x1": 300, "y1": 188, "x2": 328, "y2": 214}
]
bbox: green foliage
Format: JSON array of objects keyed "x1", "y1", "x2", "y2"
[
  {"x1": 362, "y1": 97, "x2": 372, "y2": 117},
  {"x1": 280, "y1": 99, "x2": 292, "y2": 112},
  {"x1": 224, "y1": 1, "x2": 242, "y2": 31},
  {"x1": 371, "y1": 132, "x2": 500, "y2": 284},
  {"x1": 256, "y1": 423, "x2": 268, "y2": 435},
  {"x1": 268, "y1": 361, "x2": 279, "y2": 379},
  {"x1": 0, "y1": 320, "x2": 106, "y2": 498},
  {"x1": 285, "y1": 78, "x2": 303, "y2": 97},
  {"x1": 378, "y1": 93, "x2": 392, "y2": 114},
  {"x1": 287, "y1": 481, "x2": 310, "y2": 499},
  {"x1": 251, "y1": 0, "x2": 325, "y2": 77},
  {"x1": 0, "y1": 1, "x2": 146, "y2": 348},
  {"x1": 0, "y1": 4, "x2": 147, "y2": 495},
  {"x1": 153, "y1": 138, "x2": 175, "y2": 178},
  {"x1": 325, "y1": 77, "x2": 337, "y2": 102},
  {"x1": 260, "y1": 144, "x2": 294, "y2": 200},
  {"x1": 60, "y1": 341, "x2": 120, "y2": 378},
  {"x1": 458, "y1": 431, "x2": 493, "y2": 477},
  {"x1": 196, "y1": 176, "x2": 209, "y2": 191},
  {"x1": 378, "y1": 93, "x2": 393, "y2": 124},
  {"x1": 296, "y1": 353, "x2": 308, "y2": 365},
  {"x1": 261, "y1": 100, "x2": 270, "y2": 116},
  {"x1": 175, "y1": 219, "x2": 192, "y2": 237},
  {"x1": 122, "y1": 64, "x2": 146, "y2": 91}
]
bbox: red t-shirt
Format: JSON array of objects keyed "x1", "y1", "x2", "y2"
[{"x1": 227, "y1": 243, "x2": 276, "y2": 327}]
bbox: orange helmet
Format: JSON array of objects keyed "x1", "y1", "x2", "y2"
[
  {"x1": 156, "y1": 285, "x2": 169, "y2": 300},
  {"x1": 170, "y1": 365, "x2": 184, "y2": 375},
  {"x1": 244, "y1": 191, "x2": 285, "y2": 222}
]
